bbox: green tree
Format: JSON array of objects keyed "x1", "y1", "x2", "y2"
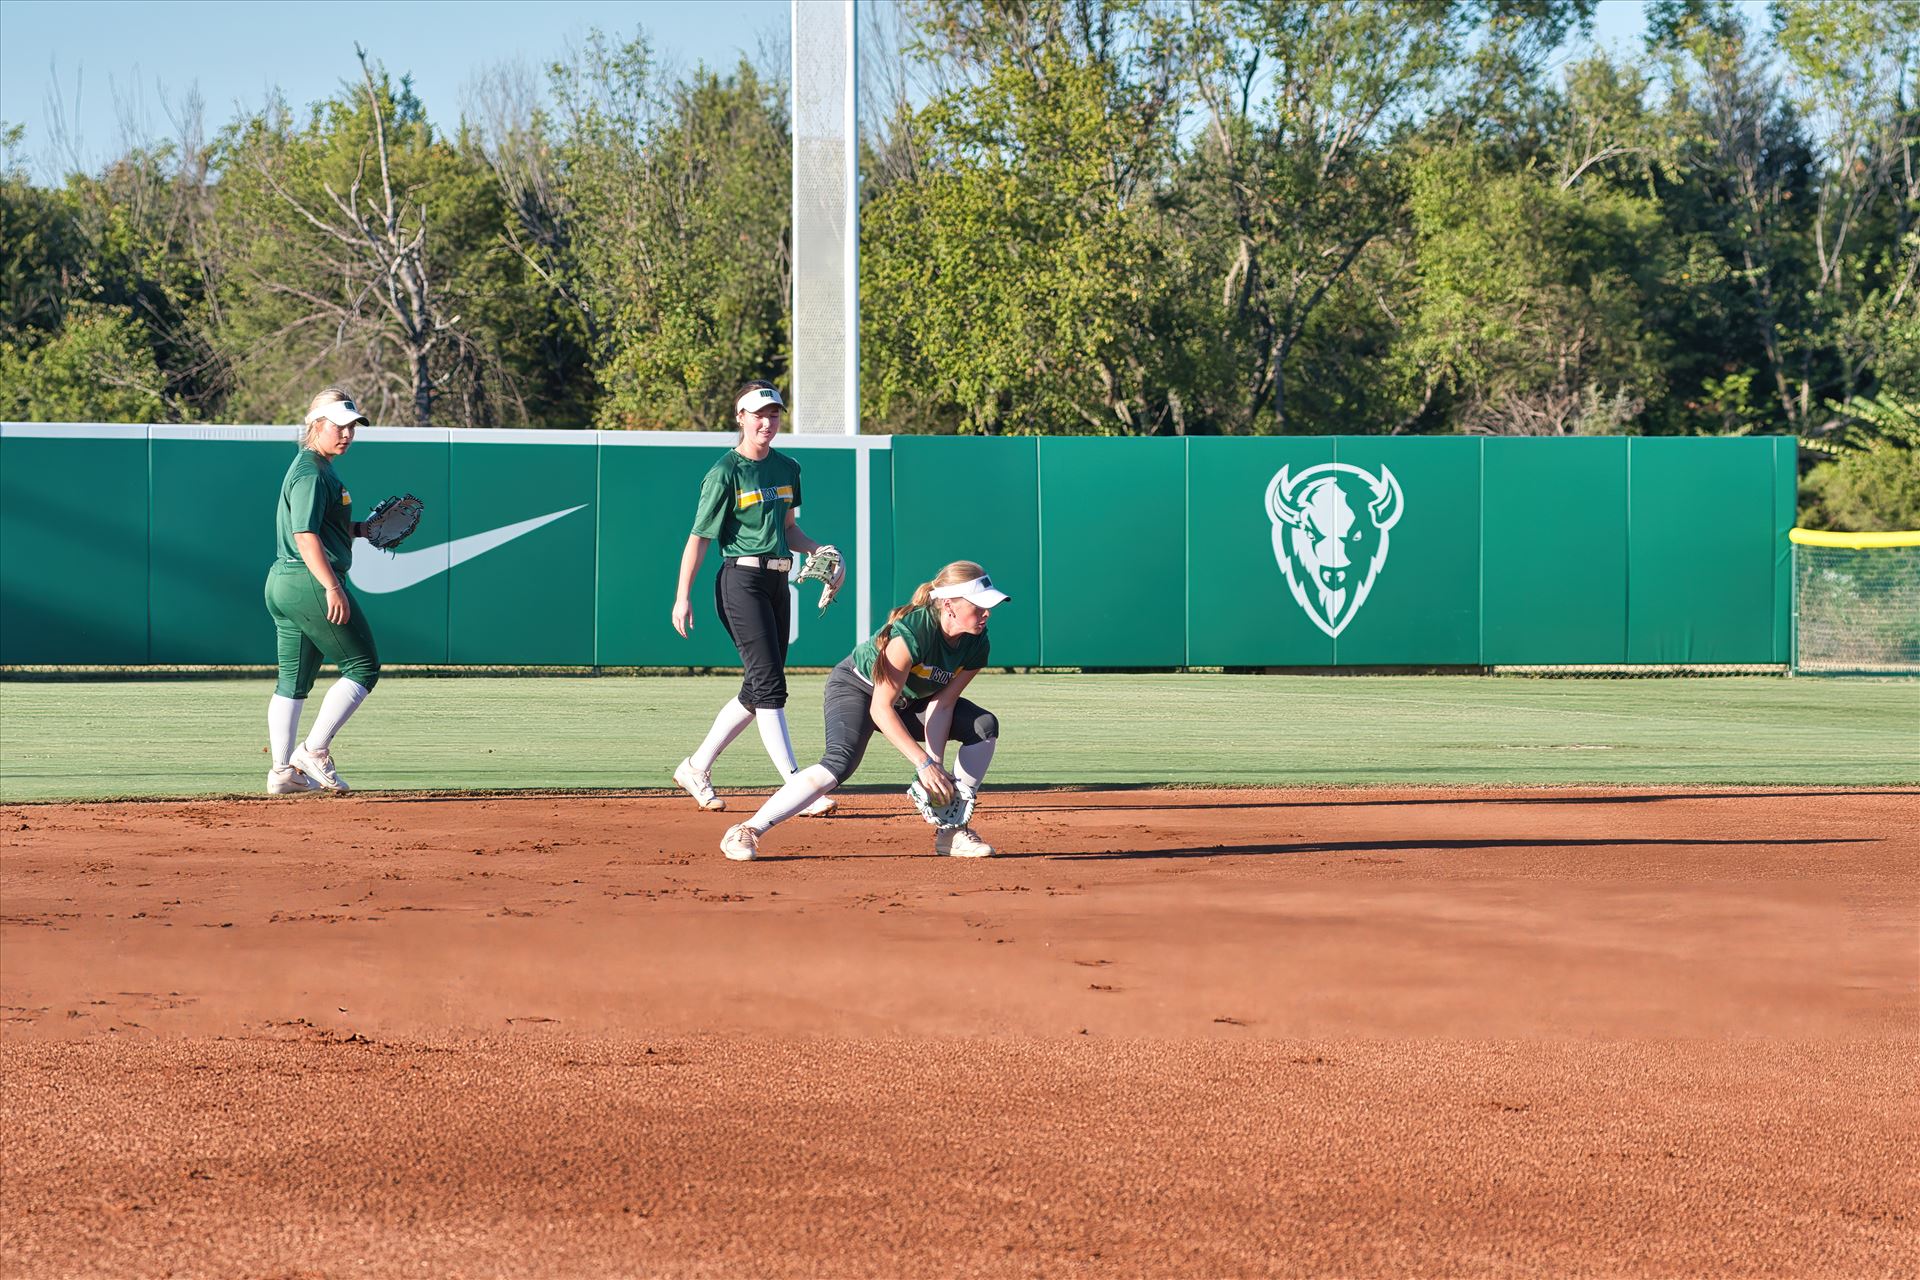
[
  {"x1": 213, "y1": 49, "x2": 526, "y2": 426},
  {"x1": 63, "y1": 139, "x2": 226, "y2": 419},
  {"x1": 1645, "y1": 0, "x2": 1919, "y2": 435},
  {"x1": 1, "y1": 123, "x2": 81, "y2": 345},
  {"x1": 1772, "y1": 0, "x2": 1920, "y2": 407},
  {"x1": 1800, "y1": 444, "x2": 1920, "y2": 531},
  {"x1": 547, "y1": 33, "x2": 790, "y2": 429},
  {"x1": 2, "y1": 116, "x2": 225, "y2": 421},
  {"x1": 863, "y1": 39, "x2": 1202, "y2": 434},
  {"x1": 1398, "y1": 142, "x2": 1670, "y2": 434},
  {"x1": 464, "y1": 65, "x2": 599, "y2": 427},
  {"x1": 1178, "y1": 0, "x2": 1594, "y2": 433},
  {"x1": 0, "y1": 299, "x2": 168, "y2": 421}
]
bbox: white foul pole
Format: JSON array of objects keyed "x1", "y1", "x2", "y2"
[
  {"x1": 790, "y1": 0, "x2": 859, "y2": 438},
  {"x1": 791, "y1": 0, "x2": 869, "y2": 642}
]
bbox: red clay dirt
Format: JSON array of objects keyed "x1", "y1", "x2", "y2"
[{"x1": 2, "y1": 786, "x2": 1915, "y2": 1278}]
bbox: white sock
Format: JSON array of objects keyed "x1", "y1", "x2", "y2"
[
  {"x1": 691, "y1": 698, "x2": 755, "y2": 771},
  {"x1": 956, "y1": 738, "x2": 996, "y2": 792},
  {"x1": 268, "y1": 696, "x2": 304, "y2": 767},
  {"x1": 304, "y1": 678, "x2": 370, "y2": 753},
  {"x1": 748, "y1": 764, "x2": 838, "y2": 833},
  {"x1": 756, "y1": 707, "x2": 799, "y2": 777}
]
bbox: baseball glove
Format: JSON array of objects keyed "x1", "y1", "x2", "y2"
[
  {"x1": 362, "y1": 494, "x2": 424, "y2": 550},
  {"x1": 908, "y1": 779, "x2": 976, "y2": 830},
  {"x1": 796, "y1": 544, "x2": 844, "y2": 615}
]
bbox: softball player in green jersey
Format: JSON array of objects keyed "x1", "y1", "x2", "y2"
[
  {"x1": 720, "y1": 559, "x2": 1010, "y2": 861},
  {"x1": 262, "y1": 387, "x2": 382, "y2": 795},
  {"x1": 671, "y1": 380, "x2": 843, "y2": 816}
]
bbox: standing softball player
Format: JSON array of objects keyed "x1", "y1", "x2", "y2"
[
  {"x1": 718, "y1": 560, "x2": 1009, "y2": 861},
  {"x1": 671, "y1": 381, "x2": 844, "y2": 815},
  {"x1": 263, "y1": 388, "x2": 382, "y2": 794}
]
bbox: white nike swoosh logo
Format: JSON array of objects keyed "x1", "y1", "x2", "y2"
[{"x1": 348, "y1": 505, "x2": 587, "y2": 594}]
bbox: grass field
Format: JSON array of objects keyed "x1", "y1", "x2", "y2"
[{"x1": 1, "y1": 673, "x2": 1913, "y2": 802}]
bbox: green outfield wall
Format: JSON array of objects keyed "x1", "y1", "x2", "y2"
[{"x1": 0, "y1": 426, "x2": 1795, "y2": 668}]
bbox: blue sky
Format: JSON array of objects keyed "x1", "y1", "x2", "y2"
[
  {"x1": 3, "y1": 0, "x2": 1664, "y2": 182},
  {"x1": 1, "y1": 0, "x2": 789, "y2": 179}
]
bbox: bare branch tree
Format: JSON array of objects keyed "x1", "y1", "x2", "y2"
[{"x1": 236, "y1": 47, "x2": 470, "y2": 426}]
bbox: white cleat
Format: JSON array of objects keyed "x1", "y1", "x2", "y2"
[
  {"x1": 799, "y1": 792, "x2": 837, "y2": 817},
  {"x1": 290, "y1": 744, "x2": 349, "y2": 792},
  {"x1": 720, "y1": 823, "x2": 760, "y2": 862},
  {"x1": 935, "y1": 826, "x2": 995, "y2": 858},
  {"x1": 674, "y1": 758, "x2": 726, "y2": 811},
  {"x1": 267, "y1": 764, "x2": 321, "y2": 795}
]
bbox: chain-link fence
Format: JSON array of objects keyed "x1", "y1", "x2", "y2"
[{"x1": 1792, "y1": 531, "x2": 1920, "y2": 675}]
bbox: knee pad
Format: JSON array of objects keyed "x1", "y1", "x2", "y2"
[{"x1": 973, "y1": 712, "x2": 999, "y2": 742}]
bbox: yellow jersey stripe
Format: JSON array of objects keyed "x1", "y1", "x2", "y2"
[{"x1": 736, "y1": 485, "x2": 795, "y2": 510}]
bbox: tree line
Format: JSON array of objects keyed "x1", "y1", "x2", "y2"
[{"x1": 2, "y1": 0, "x2": 1915, "y2": 526}]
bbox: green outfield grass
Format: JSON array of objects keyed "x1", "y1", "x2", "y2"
[{"x1": 1, "y1": 674, "x2": 1914, "y2": 803}]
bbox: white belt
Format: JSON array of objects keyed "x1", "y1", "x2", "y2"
[{"x1": 730, "y1": 555, "x2": 792, "y2": 572}]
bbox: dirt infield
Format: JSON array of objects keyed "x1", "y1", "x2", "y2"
[{"x1": 3, "y1": 786, "x2": 1915, "y2": 1277}]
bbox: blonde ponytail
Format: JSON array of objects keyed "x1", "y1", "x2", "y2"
[
  {"x1": 882, "y1": 560, "x2": 987, "y2": 637},
  {"x1": 885, "y1": 581, "x2": 937, "y2": 632}
]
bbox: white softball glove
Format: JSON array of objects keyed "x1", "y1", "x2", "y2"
[
  {"x1": 908, "y1": 780, "x2": 976, "y2": 829},
  {"x1": 797, "y1": 545, "x2": 844, "y2": 615}
]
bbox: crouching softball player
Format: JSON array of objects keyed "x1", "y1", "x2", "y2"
[
  {"x1": 671, "y1": 380, "x2": 842, "y2": 815},
  {"x1": 719, "y1": 560, "x2": 1009, "y2": 861},
  {"x1": 262, "y1": 388, "x2": 380, "y2": 794}
]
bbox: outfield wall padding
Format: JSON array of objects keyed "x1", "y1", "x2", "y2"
[{"x1": 0, "y1": 426, "x2": 1795, "y2": 668}]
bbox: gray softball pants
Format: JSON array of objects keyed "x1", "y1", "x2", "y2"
[{"x1": 817, "y1": 657, "x2": 998, "y2": 783}]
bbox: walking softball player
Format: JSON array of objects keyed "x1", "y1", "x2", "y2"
[
  {"x1": 262, "y1": 388, "x2": 381, "y2": 795},
  {"x1": 718, "y1": 560, "x2": 1009, "y2": 861},
  {"x1": 671, "y1": 381, "x2": 844, "y2": 815}
]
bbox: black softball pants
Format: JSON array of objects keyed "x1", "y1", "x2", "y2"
[
  {"x1": 715, "y1": 560, "x2": 792, "y2": 710},
  {"x1": 817, "y1": 658, "x2": 998, "y2": 783}
]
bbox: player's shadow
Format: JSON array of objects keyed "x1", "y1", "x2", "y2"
[
  {"x1": 1003, "y1": 835, "x2": 1880, "y2": 861},
  {"x1": 986, "y1": 788, "x2": 1919, "y2": 816}
]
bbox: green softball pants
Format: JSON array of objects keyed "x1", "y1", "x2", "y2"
[{"x1": 264, "y1": 561, "x2": 381, "y2": 698}]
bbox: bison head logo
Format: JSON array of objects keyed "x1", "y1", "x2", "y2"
[{"x1": 1265, "y1": 463, "x2": 1405, "y2": 638}]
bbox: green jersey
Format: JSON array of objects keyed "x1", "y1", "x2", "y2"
[
  {"x1": 276, "y1": 449, "x2": 354, "y2": 571},
  {"x1": 690, "y1": 449, "x2": 803, "y2": 558},
  {"x1": 851, "y1": 604, "x2": 992, "y2": 704}
]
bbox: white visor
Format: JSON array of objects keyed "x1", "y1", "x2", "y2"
[
  {"x1": 305, "y1": 398, "x2": 368, "y2": 428},
  {"x1": 736, "y1": 387, "x2": 784, "y2": 414},
  {"x1": 930, "y1": 574, "x2": 1010, "y2": 609}
]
